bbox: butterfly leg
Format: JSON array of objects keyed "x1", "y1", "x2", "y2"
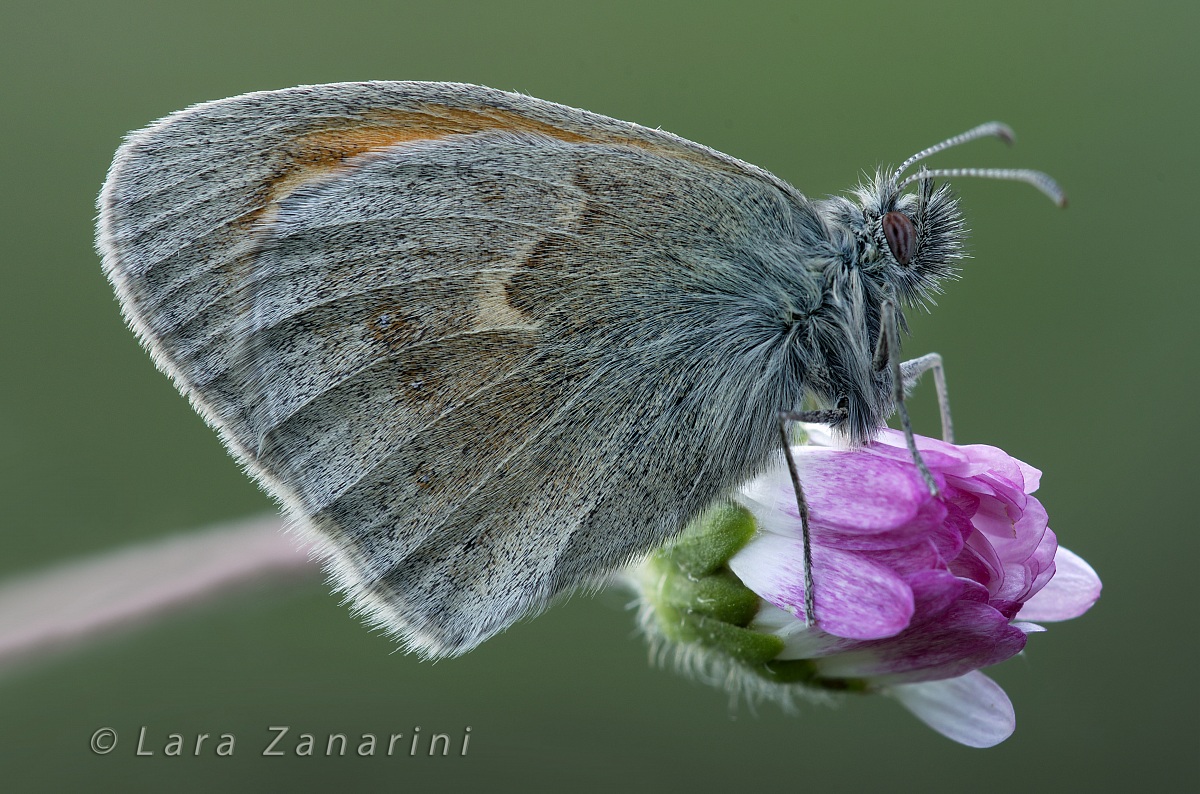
[
  {"x1": 775, "y1": 408, "x2": 846, "y2": 628},
  {"x1": 900, "y1": 353, "x2": 954, "y2": 443},
  {"x1": 874, "y1": 300, "x2": 940, "y2": 497}
]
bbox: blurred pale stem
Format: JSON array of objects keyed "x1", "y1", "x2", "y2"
[{"x1": 0, "y1": 517, "x2": 318, "y2": 671}]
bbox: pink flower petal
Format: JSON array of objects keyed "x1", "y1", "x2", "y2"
[
  {"x1": 729, "y1": 532, "x2": 914, "y2": 640},
  {"x1": 793, "y1": 449, "x2": 934, "y2": 533},
  {"x1": 767, "y1": 569, "x2": 966, "y2": 661},
  {"x1": 957, "y1": 444, "x2": 1028, "y2": 491},
  {"x1": 1016, "y1": 459, "x2": 1043, "y2": 494},
  {"x1": 815, "y1": 601, "x2": 1027, "y2": 682},
  {"x1": 905, "y1": 569, "x2": 966, "y2": 624},
  {"x1": 815, "y1": 498, "x2": 953, "y2": 553},
  {"x1": 860, "y1": 429, "x2": 978, "y2": 476},
  {"x1": 889, "y1": 672, "x2": 1016, "y2": 748},
  {"x1": 1015, "y1": 546, "x2": 1102, "y2": 621},
  {"x1": 994, "y1": 528, "x2": 1058, "y2": 608},
  {"x1": 736, "y1": 452, "x2": 944, "y2": 550},
  {"x1": 857, "y1": 539, "x2": 942, "y2": 577},
  {"x1": 954, "y1": 530, "x2": 1004, "y2": 593},
  {"x1": 947, "y1": 543, "x2": 994, "y2": 590}
]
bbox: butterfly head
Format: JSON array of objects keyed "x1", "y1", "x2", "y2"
[
  {"x1": 826, "y1": 121, "x2": 1066, "y2": 308},
  {"x1": 806, "y1": 123, "x2": 1065, "y2": 444},
  {"x1": 825, "y1": 171, "x2": 965, "y2": 311}
]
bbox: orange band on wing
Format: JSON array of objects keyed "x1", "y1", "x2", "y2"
[
  {"x1": 259, "y1": 102, "x2": 734, "y2": 208},
  {"x1": 267, "y1": 105, "x2": 601, "y2": 203}
]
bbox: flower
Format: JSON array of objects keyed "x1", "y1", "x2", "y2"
[{"x1": 632, "y1": 426, "x2": 1100, "y2": 747}]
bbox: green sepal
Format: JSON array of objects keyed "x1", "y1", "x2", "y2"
[
  {"x1": 758, "y1": 660, "x2": 869, "y2": 691},
  {"x1": 654, "y1": 602, "x2": 786, "y2": 666},
  {"x1": 659, "y1": 503, "x2": 758, "y2": 578},
  {"x1": 648, "y1": 564, "x2": 762, "y2": 626}
]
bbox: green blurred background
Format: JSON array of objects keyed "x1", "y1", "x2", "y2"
[{"x1": 1, "y1": 0, "x2": 1194, "y2": 790}]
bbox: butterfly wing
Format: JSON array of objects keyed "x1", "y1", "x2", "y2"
[{"x1": 97, "y1": 82, "x2": 829, "y2": 656}]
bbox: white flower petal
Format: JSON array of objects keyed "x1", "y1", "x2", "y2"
[
  {"x1": 1016, "y1": 546, "x2": 1101, "y2": 621},
  {"x1": 750, "y1": 602, "x2": 803, "y2": 634},
  {"x1": 749, "y1": 604, "x2": 861, "y2": 659},
  {"x1": 799, "y1": 423, "x2": 844, "y2": 448},
  {"x1": 889, "y1": 672, "x2": 1015, "y2": 748}
]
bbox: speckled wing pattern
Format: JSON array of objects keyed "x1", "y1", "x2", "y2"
[{"x1": 97, "y1": 82, "x2": 828, "y2": 656}]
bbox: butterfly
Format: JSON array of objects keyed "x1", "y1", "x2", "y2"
[{"x1": 97, "y1": 81, "x2": 1062, "y2": 657}]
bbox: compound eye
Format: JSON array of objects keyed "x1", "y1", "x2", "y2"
[{"x1": 882, "y1": 211, "x2": 915, "y2": 265}]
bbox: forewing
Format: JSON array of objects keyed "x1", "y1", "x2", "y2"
[{"x1": 97, "y1": 82, "x2": 827, "y2": 656}]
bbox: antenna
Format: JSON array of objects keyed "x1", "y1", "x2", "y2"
[{"x1": 892, "y1": 122, "x2": 1066, "y2": 207}]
